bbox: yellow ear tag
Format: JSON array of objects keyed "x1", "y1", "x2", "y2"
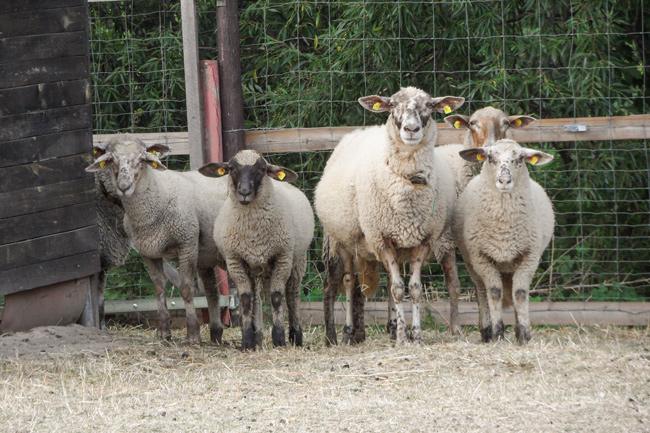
[
  {"x1": 93, "y1": 148, "x2": 100, "y2": 157},
  {"x1": 149, "y1": 150, "x2": 160, "y2": 157},
  {"x1": 216, "y1": 167, "x2": 226, "y2": 176},
  {"x1": 529, "y1": 155, "x2": 539, "y2": 165},
  {"x1": 514, "y1": 118, "x2": 523, "y2": 127},
  {"x1": 443, "y1": 105, "x2": 452, "y2": 114},
  {"x1": 476, "y1": 153, "x2": 485, "y2": 161},
  {"x1": 99, "y1": 160, "x2": 106, "y2": 169},
  {"x1": 372, "y1": 102, "x2": 382, "y2": 111},
  {"x1": 453, "y1": 120, "x2": 462, "y2": 129},
  {"x1": 276, "y1": 170, "x2": 286, "y2": 181},
  {"x1": 150, "y1": 161, "x2": 158, "y2": 169}
]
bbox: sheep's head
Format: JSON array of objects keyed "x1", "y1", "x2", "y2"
[
  {"x1": 199, "y1": 149, "x2": 298, "y2": 205},
  {"x1": 459, "y1": 139, "x2": 553, "y2": 193},
  {"x1": 445, "y1": 106, "x2": 535, "y2": 148},
  {"x1": 85, "y1": 136, "x2": 169, "y2": 197},
  {"x1": 359, "y1": 87, "x2": 464, "y2": 148}
]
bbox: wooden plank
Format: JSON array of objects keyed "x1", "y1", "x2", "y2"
[
  {"x1": 0, "y1": 104, "x2": 91, "y2": 142},
  {"x1": 0, "y1": 32, "x2": 87, "y2": 64},
  {"x1": 0, "y1": 153, "x2": 92, "y2": 194},
  {"x1": 0, "y1": 56, "x2": 88, "y2": 89},
  {"x1": 0, "y1": 250, "x2": 99, "y2": 296},
  {"x1": 0, "y1": 130, "x2": 92, "y2": 168},
  {"x1": 92, "y1": 114, "x2": 650, "y2": 157},
  {"x1": 0, "y1": 6, "x2": 86, "y2": 38},
  {"x1": 180, "y1": 0, "x2": 205, "y2": 169},
  {"x1": 0, "y1": 0, "x2": 84, "y2": 14},
  {"x1": 0, "y1": 177, "x2": 95, "y2": 219},
  {"x1": 0, "y1": 226, "x2": 97, "y2": 271},
  {"x1": 0, "y1": 79, "x2": 89, "y2": 116},
  {"x1": 0, "y1": 202, "x2": 96, "y2": 245}
]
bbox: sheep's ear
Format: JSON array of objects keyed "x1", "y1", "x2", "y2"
[
  {"x1": 145, "y1": 143, "x2": 171, "y2": 158},
  {"x1": 91, "y1": 140, "x2": 109, "y2": 158},
  {"x1": 428, "y1": 96, "x2": 465, "y2": 114},
  {"x1": 85, "y1": 153, "x2": 112, "y2": 172},
  {"x1": 458, "y1": 148, "x2": 487, "y2": 163},
  {"x1": 199, "y1": 162, "x2": 230, "y2": 177},
  {"x1": 358, "y1": 95, "x2": 393, "y2": 113},
  {"x1": 508, "y1": 115, "x2": 536, "y2": 129},
  {"x1": 267, "y1": 164, "x2": 298, "y2": 182},
  {"x1": 444, "y1": 114, "x2": 470, "y2": 130},
  {"x1": 521, "y1": 148, "x2": 554, "y2": 166},
  {"x1": 143, "y1": 152, "x2": 167, "y2": 171}
]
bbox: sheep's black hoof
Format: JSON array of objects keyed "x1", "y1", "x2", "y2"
[
  {"x1": 515, "y1": 324, "x2": 531, "y2": 344},
  {"x1": 480, "y1": 326, "x2": 492, "y2": 343},
  {"x1": 342, "y1": 325, "x2": 353, "y2": 345},
  {"x1": 494, "y1": 320, "x2": 505, "y2": 340},
  {"x1": 272, "y1": 325, "x2": 286, "y2": 347},
  {"x1": 325, "y1": 325, "x2": 337, "y2": 346},
  {"x1": 387, "y1": 319, "x2": 397, "y2": 340},
  {"x1": 353, "y1": 327, "x2": 366, "y2": 344},
  {"x1": 289, "y1": 326, "x2": 303, "y2": 347},
  {"x1": 241, "y1": 326, "x2": 256, "y2": 350},
  {"x1": 409, "y1": 326, "x2": 422, "y2": 344},
  {"x1": 210, "y1": 325, "x2": 223, "y2": 344}
]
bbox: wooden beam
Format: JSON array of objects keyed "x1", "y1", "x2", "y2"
[
  {"x1": 180, "y1": 0, "x2": 204, "y2": 169},
  {"x1": 92, "y1": 115, "x2": 650, "y2": 156},
  {"x1": 104, "y1": 299, "x2": 650, "y2": 327}
]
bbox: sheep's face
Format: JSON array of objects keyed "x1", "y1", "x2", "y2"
[
  {"x1": 445, "y1": 107, "x2": 536, "y2": 148},
  {"x1": 85, "y1": 137, "x2": 168, "y2": 198},
  {"x1": 459, "y1": 139, "x2": 553, "y2": 193},
  {"x1": 199, "y1": 150, "x2": 298, "y2": 205},
  {"x1": 359, "y1": 87, "x2": 464, "y2": 148}
]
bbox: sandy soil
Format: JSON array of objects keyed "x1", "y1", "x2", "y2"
[{"x1": 0, "y1": 324, "x2": 648, "y2": 433}]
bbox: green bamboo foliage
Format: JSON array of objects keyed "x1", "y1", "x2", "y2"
[{"x1": 91, "y1": 1, "x2": 649, "y2": 302}]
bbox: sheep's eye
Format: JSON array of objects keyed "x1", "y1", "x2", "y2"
[
  {"x1": 487, "y1": 155, "x2": 495, "y2": 163},
  {"x1": 469, "y1": 120, "x2": 478, "y2": 127}
]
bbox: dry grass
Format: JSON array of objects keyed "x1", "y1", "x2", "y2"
[{"x1": 0, "y1": 324, "x2": 649, "y2": 433}]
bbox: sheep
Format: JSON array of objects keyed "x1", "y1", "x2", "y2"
[
  {"x1": 436, "y1": 107, "x2": 536, "y2": 194},
  {"x1": 314, "y1": 86, "x2": 465, "y2": 345},
  {"x1": 199, "y1": 150, "x2": 315, "y2": 350},
  {"x1": 86, "y1": 136, "x2": 228, "y2": 344},
  {"x1": 452, "y1": 139, "x2": 554, "y2": 344}
]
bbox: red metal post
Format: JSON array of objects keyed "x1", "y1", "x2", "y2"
[{"x1": 201, "y1": 60, "x2": 231, "y2": 326}]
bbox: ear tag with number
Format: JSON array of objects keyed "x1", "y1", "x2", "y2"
[
  {"x1": 476, "y1": 153, "x2": 485, "y2": 162},
  {"x1": 372, "y1": 102, "x2": 382, "y2": 111},
  {"x1": 514, "y1": 118, "x2": 523, "y2": 127},
  {"x1": 276, "y1": 170, "x2": 286, "y2": 181},
  {"x1": 216, "y1": 167, "x2": 226, "y2": 176},
  {"x1": 443, "y1": 105, "x2": 452, "y2": 114},
  {"x1": 529, "y1": 155, "x2": 539, "y2": 165},
  {"x1": 99, "y1": 160, "x2": 106, "y2": 169},
  {"x1": 453, "y1": 120, "x2": 462, "y2": 129},
  {"x1": 151, "y1": 161, "x2": 158, "y2": 169}
]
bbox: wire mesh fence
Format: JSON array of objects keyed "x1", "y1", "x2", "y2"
[{"x1": 90, "y1": 0, "x2": 650, "y2": 303}]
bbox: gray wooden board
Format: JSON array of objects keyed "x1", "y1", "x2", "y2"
[
  {"x1": 0, "y1": 202, "x2": 96, "y2": 245},
  {"x1": 0, "y1": 56, "x2": 88, "y2": 89},
  {"x1": 0, "y1": 153, "x2": 92, "y2": 194},
  {"x1": 0, "y1": 177, "x2": 95, "y2": 219},
  {"x1": 0, "y1": 130, "x2": 91, "y2": 168},
  {"x1": 0, "y1": 31, "x2": 87, "y2": 64},
  {"x1": 0, "y1": 0, "x2": 84, "y2": 14},
  {"x1": 0, "y1": 104, "x2": 91, "y2": 142},
  {"x1": 0, "y1": 6, "x2": 86, "y2": 38},
  {"x1": 0, "y1": 225, "x2": 98, "y2": 271},
  {"x1": 0, "y1": 79, "x2": 89, "y2": 116},
  {"x1": 0, "y1": 250, "x2": 99, "y2": 296}
]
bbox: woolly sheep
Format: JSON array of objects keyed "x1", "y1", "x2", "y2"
[
  {"x1": 314, "y1": 86, "x2": 465, "y2": 345},
  {"x1": 199, "y1": 150, "x2": 315, "y2": 350},
  {"x1": 436, "y1": 106, "x2": 536, "y2": 194},
  {"x1": 86, "y1": 136, "x2": 228, "y2": 344},
  {"x1": 453, "y1": 139, "x2": 554, "y2": 344}
]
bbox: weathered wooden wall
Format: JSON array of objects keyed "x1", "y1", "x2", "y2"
[{"x1": 0, "y1": 0, "x2": 99, "y2": 296}]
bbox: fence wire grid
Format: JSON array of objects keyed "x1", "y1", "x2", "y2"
[{"x1": 89, "y1": 0, "x2": 650, "y2": 303}]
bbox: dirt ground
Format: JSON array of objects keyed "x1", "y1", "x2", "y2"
[{"x1": 0, "y1": 324, "x2": 648, "y2": 433}]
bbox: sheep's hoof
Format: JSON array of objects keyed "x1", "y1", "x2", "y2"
[
  {"x1": 289, "y1": 326, "x2": 303, "y2": 347},
  {"x1": 387, "y1": 319, "x2": 397, "y2": 340},
  {"x1": 325, "y1": 326, "x2": 337, "y2": 346},
  {"x1": 395, "y1": 323, "x2": 408, "y2": 345},
  {"x1": 409, "y1": 326, "x2": 422, "y2": 344},
  {"x1": 272, "y1": 325, "x2": 286, "y2": 347},
  {"x1": 494, "y1": 320, "x2": 505, "y2": 340},
  {"x1": 187, "y1": 334, "x2": 201, "y2": 345},
  {"x1": 241, "y1": 326, "x2": 257, "y2": 350},
  {"x1": 342, "y1": 325, "x2": 353, "y2": 345},
  {"x1": 515, "y1": 324, "x2": 531, "y2": 344},
  {"x1": 352, "y1": 327, "x2": 366, "y2": 344},
  {"x1": 480, "y1": 327, "x2": 492, "y2": 343},
  {"x1": 210, "y1": 325, "x2": 223, "y2": 344}
]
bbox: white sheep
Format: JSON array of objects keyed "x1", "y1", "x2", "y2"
[
  {"x1": 199, "y1": 150, "x2": 315, "y2": 350},
  {"x1": 314, "y1": 86, "x2": 465, "y2": 345},
  {"x1": 86, "y1": 136, "x2": 228, "y2": 344},
  {"x1": 453, "y1": 139, "x2": 554, "y2": 344},
  {"x1": 436, "y1": 106, "x2": 536, "y2": 194}
]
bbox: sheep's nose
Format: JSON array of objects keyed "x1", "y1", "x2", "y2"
[{"x1": 404, "y1": 125, "x2": 421, "y2": 133}]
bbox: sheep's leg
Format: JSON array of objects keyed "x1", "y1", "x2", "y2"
[
  {"x1": 340, "y1": 250, "x2": 355, "y2": 345},
  {"x1": 142, "y1": 257, "x2": 172, "y2": 341},
  {"x1": 286, "y1": 259, "x2": 305, "y2": 347},
  {"x1": 323, "y1": 260, "x2": 339, "y2": 346},
  {"x1": 511, "y1": 259, "x2": 538, "y2": 344},
  {"x1": 386, "y1": 282, "x2": 397, "y2": 340},
  {"x1": 464, "y1": 261, "x2": 491, "y2": 341},
  {"x1": 177, "y1": 253, "x2": 201, "y2": 344},
  {"x1": 380, "y1": 245, "x2": 407, "y2": 344},
  {"x1": 440, "y1": 252, "x2": 461, "y2": 335},
  {"x1": 253, "y1": 277, "x2": 264, "y2": 347},
  {"x1": 269, "y1": 253, "x2": 292, "y2": 347},
  {"x1": 473, "y1": 255, "x2": 504, "y2": 341},
  {"x1": 199, "y1": 268, "x2": 223, "y2": 344},
  {"x1": 98, "y1": 270, "x2": 107, "y2": 329},
  {"x1": 227, "y1": 256, "x2": 256, "y2": 350},
  {"x1": 408, "y1": 244, "x2": 430, "y2": 344}
]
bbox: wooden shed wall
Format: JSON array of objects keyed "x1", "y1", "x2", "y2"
[{"x1": 0, "y1": 0, "x2": 99, "y2": 295}]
